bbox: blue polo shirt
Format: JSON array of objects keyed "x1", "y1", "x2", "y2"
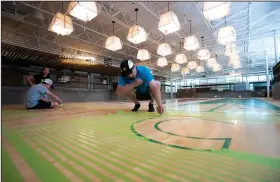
[
  {"x1": 25, "y1": 84, "x2": 48, "y2": 108},
  {"x1": 118, "y1": 66, "x2": 154, "y2": 93}
]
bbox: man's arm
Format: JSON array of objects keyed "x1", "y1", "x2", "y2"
[
  {"x1": 26, "y1": 75, "x2": 35, "y2": 86},
  {"x1": 116, "y1": 79, "x2": 142, "y2": 97},
  {"x1": 46, "y1": 91, "x2": 63, "y2": 104},
  {"x1": 149, "y1": 80, "x2": 162, "y2": 106},
  {"x1": 141, "y1": 66, "x2": 163, "y2": 114},
  {"x1": 116, "y1": 76, "x2": 142, "y2": 97}
]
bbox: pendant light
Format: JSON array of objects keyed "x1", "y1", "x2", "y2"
[
  {"x1": 158, "y1": 2, "x2": 180, "y2": 35},
  {"x1": 184, "y1": 20, "x2": 199, "y2": 51},
  {"x1": 175, "y1": 41, "x2": 187, "y2": 64},
  {"x1": 105, "y1": 21, "x2": 122, "y2": 51},
  {"x1": 49, "y1": 2, "x2": 73, "y2": 36},
  {"x1": 197, "y1": 36, "x2": 210, "y2": 60},
  {"x1": 127, "y1": 8, "x2": 147, "y2": 44}
]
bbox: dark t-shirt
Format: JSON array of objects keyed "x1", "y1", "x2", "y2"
[{"x1": 33, "y1": 74, "x2": 50, "y2": 84}]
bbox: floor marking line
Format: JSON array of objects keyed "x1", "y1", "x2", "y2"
[
  {"x1": 2, "y1": 136, "x2": 41, "y2": 182},
  {"x1": 154, "y1": 119, "x2": 232, "y2": 150},
  {"x1": 22, "y1": 138, "x2": 85, "y2": 182}
]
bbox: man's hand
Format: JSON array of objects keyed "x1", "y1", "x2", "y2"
[
  {"x1": 157, "y1": 104, "x2": 164, "y2": 115},
  {"x1": 133, "y1": 79, "x2": 143, "y2": 87}
]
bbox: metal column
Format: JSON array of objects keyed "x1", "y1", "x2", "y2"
[
  {"x1": 170, "y1": 71, "x2": 173, "y2": 99},
  {"x1": 246, "y1": 2, "x2": 251, "y2": 91},
  {"x1": 274, "y1": 31, "x2": 279, "y2": 64},
  {"x1": 265, "y1": 51, "x2": 270, "y2": 98},
  {"x1": 88, "y1": 73, "x2": 91, "y2": 89},
  {"x1": 246, "y1": 73, "x2": 249, "y2": 90}
]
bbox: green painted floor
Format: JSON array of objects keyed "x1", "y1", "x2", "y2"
[{"x1": 2, "y1": 98, "x2": 280, "y2": 182}]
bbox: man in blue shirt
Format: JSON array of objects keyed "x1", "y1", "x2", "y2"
[
  {"x1": 116, "y1": 60, "x2": 164, "y2": 114},
  {"x1": 25, "y1": 79, "x2": 63, "y2": 110}
]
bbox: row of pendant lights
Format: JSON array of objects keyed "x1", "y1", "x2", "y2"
[
  {"x1": 158, "y1": 2, "x2": 238, "y2": 75},
  {"x1": 165, "y1": 2, "x2": 233, "y2": 75},
  {"x1": 48, "y1": 1, "x2": 238, "y2": 74}
]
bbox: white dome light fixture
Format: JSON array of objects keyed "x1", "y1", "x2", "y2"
[
  {"x1": 184, "y1": 20, "x2": 199, "y2": 51},
  {"x1": 225, "y1": 43, "x2": 238, "y2": 56},
  {"x1": 212, "y1": 63, "x2": 222, "y2": 72},
  {"x1": 207, "y1": 57, "x2": 217, "y2": 68},
  {"x1": 127, "y1": 8, "x2": 147, "y2": 44},
  {"x1": 157, "y1": 57, "x2": 168, "y2": 67},
  {"x1": 198, "y1": 49, "x2": 211, "y2": 60},
  {"x1": 203, "y1": 2, "x2": 230, "y2": 21},
  {"x1": 196, "y1": 65, "x2": 204, "y2": 73},
  {"x1": 157, "y1": 43, "x2": 172, "y2": 57},
  {"x1": 217, "y1": 25, "x2": 236, "y2": 45},
  {"x1": 105, "y1": 21, "x2": 122, "y2": 51},
  {"x1": 197, "y1": 37, "x2": 210, "y2": 60},
  {"x1": 187, "y1": 61, "x2": 197, "y2": 70},
  {"x1": 158, "y1": 2, "x2": 180, "y2": 35},
  {"x1": 175, "y1": 42, "x2": 188, "y2": 64},
  {"x1": 137, "y1": 49, "x2": 150, "y2": 61},
  {"x1": 171, "y1": 63, "x2": 180, "y2": 72},
  {"x1": 181, "y1": 67, "x2": 190, "y2": 75},
  {"x1": 49, "y1": 12, "x2": 73, "y2": 36},
  {"x1": 67, "y1": 1, "x2": 99, "y2": 22}
]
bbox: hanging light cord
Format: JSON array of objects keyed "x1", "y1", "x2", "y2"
[
  {"x1": 112, "y1": 21, "x2": 115, "y2": 36},
  {"x1": 135, "y1": 8, "x2": 138, "y2": 24},
  {"x1": 189, "y1": 20, "x2": 192, "y2": 35}
]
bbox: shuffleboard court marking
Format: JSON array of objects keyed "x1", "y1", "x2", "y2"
[
  {"x1": 131, "y1": 117, "x2": 232, "y2": 151},
  {"x1": 154, "y1": 119, "x2": 232, "y2": 150}
]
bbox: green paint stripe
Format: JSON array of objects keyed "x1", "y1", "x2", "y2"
[
  {"x1": 57, "y1": 122, "x2": 260, "y2": 181},
  {"x1": 35, "y1": 125, "x2": 173, "y2": 181},
  {"x1": 1, "y1": 148, "x2": 23, "y2": 182},
  {"x1": 25, "y1": 136, "x2": 96, "y2": 181},
  {"x1": 131, "y1": 118, "x2": 278, "y2": 177},
  {"x1": 27, "y1": 128, "x2": 126, "y2": 182},
  {"x1": 31, "y1": 122, "x2": 210, "y2": 181},
  {"x1": 207, "y1": 103, "x2": 228, "y2": 112},
  {"x1": 30, "y1": 127, "x2": 152, "y2": 182},
  {"x1": 2, "y1": 129, "x2": 70, "y2": 182},
  {"x1": 38, "y1": 124, "x2": 219, "y2": 181}
]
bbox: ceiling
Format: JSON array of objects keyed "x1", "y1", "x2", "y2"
[{"x1": 1, "y1": 1, "x2": 280, "y2": 79}]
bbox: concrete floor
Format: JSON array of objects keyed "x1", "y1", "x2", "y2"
[{"x1": 2, "y1": 98, "x2": 280, "y2": 181}]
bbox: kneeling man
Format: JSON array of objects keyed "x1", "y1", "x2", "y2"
[
  {"x1": 25, "y1": 79, "x2": 63, "y2": 109},
  {"x1": 116, "y1": 60, "x2": 164, "y2": 114}
]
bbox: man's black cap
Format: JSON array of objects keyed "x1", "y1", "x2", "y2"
[{"x1": 120, "y1": 60, "x2": 134, "y2": 77}]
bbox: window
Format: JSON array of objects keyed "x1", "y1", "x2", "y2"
[
  {"x1": 259, "y1": 75, "x2": 266, "y2": 81},
  {"x1": 217, "y1": 77, "x2": 226, "y2": 83},
  {"x1": 248, "y1": 76, "x2": 258, "y2": 82},
  {"x1": 208, "y1": 79, "x2": 216, "y2": 84},
  {"x1": 235, "y1": 76, "x2": 242, "y2": 82}
]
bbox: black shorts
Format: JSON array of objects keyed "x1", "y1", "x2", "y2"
[
  {"x1": 135, "y1": 89, "x2": 152, "y2": 101},
  {"x1": 28, "y1": 100, "x2": 52, "y2": 110}
]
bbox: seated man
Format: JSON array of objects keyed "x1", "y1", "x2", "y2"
[
  {"x1": 116, "y1": 60, "x2": 164, "y2": 114},
  {"x1": 26, "y1": 67, "x2": 50, "y2": 86},
  {"x1": 25, "y1": 79, "x2": 63, "y2": 110}
]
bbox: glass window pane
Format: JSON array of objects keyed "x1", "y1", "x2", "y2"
[
  {"x1": 208, "y1": 79, "x2": 216, "y2": 84},
  {"x1": 248, "y1": 76, "x2": 258, "y2": 82},
  {"x1": 259, "y1": 75, "x2": 266, "y2": 81},
  {"x1": 217, "y1": 77, "x2": 226, "y2": 83}
]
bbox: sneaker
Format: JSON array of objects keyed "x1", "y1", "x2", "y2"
[
  {"x1": 131, "y1": 103, "x2": 140, "y2": 112},
  {"x1": 148, "y1": 103, "x2": 155, "y2": 112}
]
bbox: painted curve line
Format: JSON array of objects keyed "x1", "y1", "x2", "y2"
[{"x1": 131, "y1": 117, "x2": 232, "y2": 152}]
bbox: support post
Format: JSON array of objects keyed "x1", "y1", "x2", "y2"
[
  {"x1": 274, "y1": 31, "x2": 279, "y2": 64},
  {"x1": 265, "y1": 51, "x2": 270, "y2": 98},
  {"x1": 246, "y1": 73, "x2": 249, "y2": 90},
  {"x1": 170, "y1": 71, "x2": 173, "y2": 99}
]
